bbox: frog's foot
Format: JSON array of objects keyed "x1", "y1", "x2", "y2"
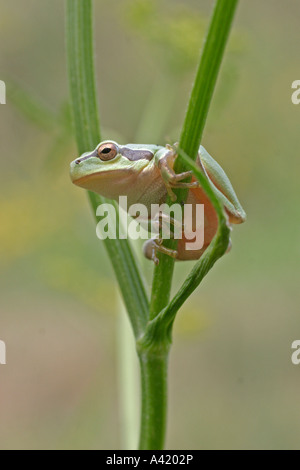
[
  {"x1": 143, "y1": 238, "x2": 178, "y2": 265},
  {"x1": 158, "y1": 147, "x2": 199, "y2": 201}
]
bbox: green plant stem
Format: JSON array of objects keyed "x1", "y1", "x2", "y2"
[
  {"x1": 141, "y1": 0, "x2": 239, "y2": 450},
  {"x1": 138, "y1": 350, "x2": 169, "y2": 450},
  {"x1": 178, "y1": 0, "x2": 239, "y2": 163},
  {"x1": 66, "y1": 0, "x2": 149, "y2": 338},
  {"x1": 149, "y1": 0, "x2": 239, "y2": 319}
]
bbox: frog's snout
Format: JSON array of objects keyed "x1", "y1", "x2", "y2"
[
  {"x1": 74, "y1": 157, "x2": 85, "y2": 165},
  {"x1": 74, "y1": 148, "x2": 98, "y2": 165}
]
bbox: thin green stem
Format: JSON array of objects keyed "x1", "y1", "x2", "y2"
[
  {"x1": 178, "y1": 0, "x2": 239, "y2": 165},
  {"x1": 141, "y1": 0, "x2": 239, "y2": 450},
  {"x1": 149, "y1": 0, "x2": 239, "y2": 321},
  {"x1": 66, "y1": 0, "x2": 149, "y2": 338}
]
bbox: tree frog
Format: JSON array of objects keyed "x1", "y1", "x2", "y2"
[{"x1": 70, "y1": 141, "x2": 246, "y2": 263}]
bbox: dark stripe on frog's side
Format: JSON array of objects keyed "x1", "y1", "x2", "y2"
[
  {"x1": 119, "y1": 146, "x2": 154, "y2": 162},
  {"x1": 75, "y1": 149, "x2": 98, "y2": 164}
]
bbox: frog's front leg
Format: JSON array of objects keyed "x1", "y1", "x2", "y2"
[{"x1": 157, "y1": 145, "x2": 199, "y2": 202}]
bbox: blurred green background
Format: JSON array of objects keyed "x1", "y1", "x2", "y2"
[{"x1": 0, "y1": 0, "x2": 300, "y2": 450}]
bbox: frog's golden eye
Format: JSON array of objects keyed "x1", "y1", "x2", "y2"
[{"x1": 97, "y1": 143, "x2": 118, "y2": 161}]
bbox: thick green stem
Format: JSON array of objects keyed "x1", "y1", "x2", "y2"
[
  {"x1": 138, "y1": 350, "x2": 169, "y2": 450},
  {"x1": 66, "y1": 0, "x2": 149, "y2": 338}
]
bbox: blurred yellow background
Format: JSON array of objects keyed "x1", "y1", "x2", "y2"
[{"x1": 0, "y1": 0, "x2": 300, "y2": 449}]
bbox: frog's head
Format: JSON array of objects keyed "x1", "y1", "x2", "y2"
[{"x1": 70, "y1": 140, "x2": 156, "y2": 199}]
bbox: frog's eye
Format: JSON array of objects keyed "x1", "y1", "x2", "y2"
[{"x1": 97, "y1": 143, "x2": 118, "y2": 161}]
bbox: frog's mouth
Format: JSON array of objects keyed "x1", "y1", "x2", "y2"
[
  {"x1": 70, "y1": 161, "x2": 138, "y2": 196},
  {"x1": 70, "y1": 168, "x2": 126, "y2": 187}
]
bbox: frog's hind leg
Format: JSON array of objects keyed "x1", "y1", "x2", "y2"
[
  {"x1": 199, "y1": 146, "x2": 246, "y2": 223},
  {"x1": 143, "y1": 210, "x2": 186, "y2": 264}
]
